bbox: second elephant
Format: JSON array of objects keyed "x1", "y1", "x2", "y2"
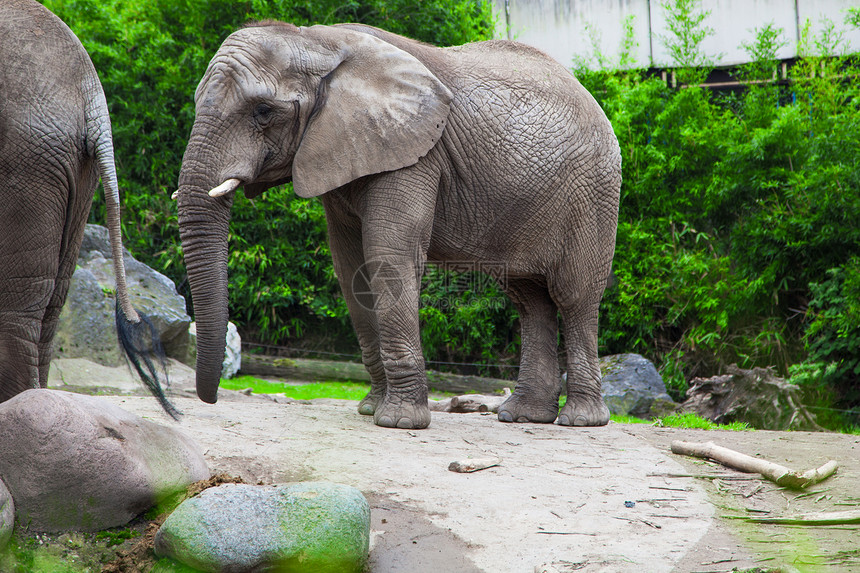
[
  {"x1": 0, "y1": 0, "x2": 175, "y2": 417},
  {"x1": 174, "y1": 23, "x2": 622, "y2": 429}
]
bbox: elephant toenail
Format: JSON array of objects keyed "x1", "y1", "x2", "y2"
[
  {"x1": 498, "y1": 411, "x2": 513, "y2": 423},
  {"x1": 396, "y1": 418, "x2": 414, "y2": 429},
  {"x1": 557, "y1": 414, "x2": 570, "y2": 426}
]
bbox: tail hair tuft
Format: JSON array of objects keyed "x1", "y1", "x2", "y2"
[{"x1": 116, "y1": 301, "x2": 181, "y2": 420}]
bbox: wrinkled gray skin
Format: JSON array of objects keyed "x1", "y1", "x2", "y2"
[
  {"x1": 0, "y1": 0, "x2": 169, "y2": 409},
  {"x1": 176, "y1": 22, "x2": 621, "y2": 429}
]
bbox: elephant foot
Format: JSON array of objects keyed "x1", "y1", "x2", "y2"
[
  {"x1": 497, "y1": 390, "x2": 559, "y2": 424},
  {"x1": 373, "y1": 395, "x2": 431, "y2": 429},
  {"x1": 557, "y1": 394, "x2": 610, "y2": 427},
  {"x1": 357, "y1": 387, "x2": 384, "y2": 416}
]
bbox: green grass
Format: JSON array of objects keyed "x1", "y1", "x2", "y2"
[
  {"x1": 610, "y1": 412, "x2": 750, "y2": 430},
  {"x1": 220, "y1": 376, "x2": 370, "y2": 401},
  {"x1": 609, "y1": 414, "x2": 650, "y2": 424},
  {"x1": 653, "y1": 412, "x2": 751, "y2": 431},
  {"x1": 94, "y1": 528, "x2": 139, "y2": 547}
]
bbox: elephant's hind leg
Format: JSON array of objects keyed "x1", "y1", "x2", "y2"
[
  {"x1": 0, "y1": 190, "x2": 61, "y2": 400},
  {"x1": 498, "y1": 279, "x2": 562, "y2": 424},
  {"x1": 36, "y1": 175, "x2": 93, "y2": 387},
  {"x1": 0, "y1": 294, "x2": 49, "y2": 401},
  {"x1": 554, "y1": 289, "x2": 610, "y2": 427}
]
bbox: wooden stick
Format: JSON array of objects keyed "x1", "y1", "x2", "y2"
[
  {"x1": 430, "y1": 388, "x2": 512, "y2": 413},
  {"x1": 670, "y1": 440, "x2": 838, "y2": 490},
  {"x1": 428, "y1": 397, "x2": 452, "y2": 412},
  {"x1": 449, "y1": 389, "x2": 511, "y2": 413},
  {"x1": 746, "y1": 510, "x2": 860, "y2": 525},
  {"x1": 448, "y1": 457, "x2": 501, "y2": 473}
]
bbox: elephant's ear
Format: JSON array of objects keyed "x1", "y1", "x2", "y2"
[{"x1": 292, "y1": 26, "x2": 452, "y2": 198}]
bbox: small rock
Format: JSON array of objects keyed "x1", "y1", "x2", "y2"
[
  {"x1": 0, "y1": 478, "x2": 13, "y2": 551},
  {"x1": 0, "y1": 389, "x2": 209, "y2": 532},
  {"x1": 598, "y1": 354, "x2": 677, "y2": 419},
  {"x1": 154, "y1": 482, "x2": 370, "y2": 573},
  {"x1": 448, "y1": 457, "x2": 501, "y2": 473},
  {"x1": 186, "y1": 321, "x2": 242, "y2": 379}
]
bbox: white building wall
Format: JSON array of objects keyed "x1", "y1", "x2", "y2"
[{"x1": 492, "y1": 0, "x2": 860, "y2": 68}]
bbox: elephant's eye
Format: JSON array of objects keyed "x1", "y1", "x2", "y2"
[{"x1": 254, "y1": 103, "x2": 273, "y2": 126}]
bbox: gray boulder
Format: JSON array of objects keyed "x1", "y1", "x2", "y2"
[
  {"x1": 0, "y1": 389, "x2": 209, "y2": 532},
  {"x1": 48, "y1": 357, "x2": 197, "y2": 395},
  {"x1": 0, "y1": 478, "x2": 12, "y2": 551},
  {"x1": 155, "y1": 482, "x2": 370, "y2": 573},
  {"x1": 681, "y1": 365, "x2": 823, "y2": 431},
  {"x1": 53, "y1": 224, "x2": 191, "y2": 366},
  {"x1": 598, "y1": 354, "x2": 677, "y2": 419}
]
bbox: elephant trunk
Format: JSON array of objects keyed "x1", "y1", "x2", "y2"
[{"x1": 177, "y1": 150, "x2": 234, "y2": 404}]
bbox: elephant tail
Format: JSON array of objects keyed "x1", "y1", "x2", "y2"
[
  {"x1": 84, "y1": 77, "x2": 180, "y2": 420},
  {"x1": 115, "y1": 300, "x2": 181, "y2": 420}
]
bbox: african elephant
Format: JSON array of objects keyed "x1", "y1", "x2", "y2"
[
  {"x1": 174, "y1": 22, "x2": 621, "y2": 429},
  {"x1": 0, "y1": 0, "x2": 175, "y2": 416}
]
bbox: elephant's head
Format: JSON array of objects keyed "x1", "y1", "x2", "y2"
[{"x1": 175, "y1": 23, "x2": 451, "y2": 403}]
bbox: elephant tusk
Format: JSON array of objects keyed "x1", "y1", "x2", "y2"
[{"x1": 208, "y1": 178, "x2": 241, "y2": 198}]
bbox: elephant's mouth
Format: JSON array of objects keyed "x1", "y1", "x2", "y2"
[{"x1": 243, "y1": 176, "x2": 292, "y2": 199}]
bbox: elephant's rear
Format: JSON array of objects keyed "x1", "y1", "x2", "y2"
[
  {"x1": 0, "y1": 0, "x2": 97, "y2": 193},
  {"x1": 0, "y1": 0, "x2": 101, "y2": 401},
  {"x1": 435, "y1": 40, "x2": 621, "y2": 273}
]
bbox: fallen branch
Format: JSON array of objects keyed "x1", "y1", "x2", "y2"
[
  {"x1": 448, "y1": 457, "x2": 501, "y2": 473},
  {"x1": 745, "y1": 509, "x2": 860, "y2": 526},
  {"x1": 428, "y1": 397, "x2": 453, "y2": 412},
  {"x1": 536, "y1": 531, "x2": 597, "y2": 536},
  {"x1": 430, "y1": 388, "x2": 511, "y2": 413},
  {"x1": 670, "y1": 440, "x2": 838, "y2": 490},
  {"x1": 612, "y1": 516, "x2": 661, "y2": 529},
  {"x1": 647, "y1": 472, "x2": 759, "y2": 481}
]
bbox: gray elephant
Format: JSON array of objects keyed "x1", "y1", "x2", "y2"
[
  {"x1": 0, "y1": 0, "x2": 175, "y2": 416},
  {"x1": 174, "y1": 22, "x2": 621, "y2": 429}
]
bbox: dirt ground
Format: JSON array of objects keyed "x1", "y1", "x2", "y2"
[{"x1": 46, "y1": 359, "x2": 860, "y2": 572}]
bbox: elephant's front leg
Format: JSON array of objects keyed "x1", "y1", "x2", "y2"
[
  {"x1": 358, "y1": 175, "x2": 436, "y2": 429},
  {"x1": 365, "y1": 255, "x2": 430, "y2": 429},
  {"x1": 323, "y1": 204, "x2": 387, "y2": 417}
]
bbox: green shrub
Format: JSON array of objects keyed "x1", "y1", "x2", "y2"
[
  {"x1": 789, "y1": 259, "x2": 860, "y2": 425},
  {"x1": 584, "y1": 12, "x2": 860, "y2": 415}
]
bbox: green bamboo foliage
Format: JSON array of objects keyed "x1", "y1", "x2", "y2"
[{"x1": 579, "y1": 6, "x2": 860, "y2": 427}]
